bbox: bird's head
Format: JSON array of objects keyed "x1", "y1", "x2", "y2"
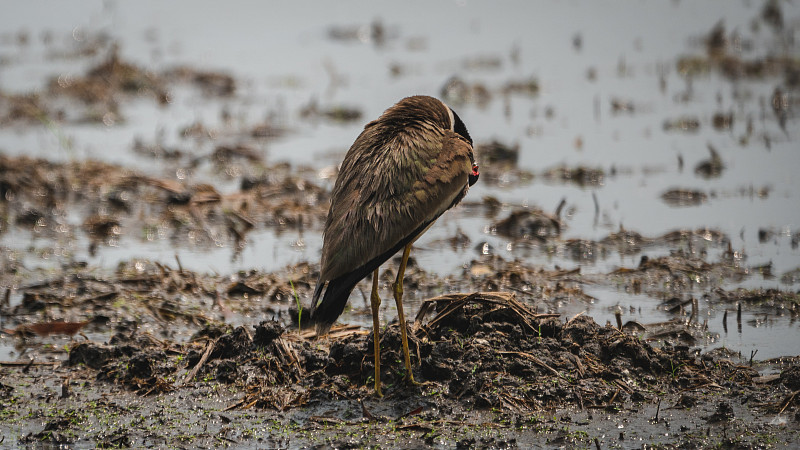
[{"x1": 469, "y1": 162, "x2": 480, "y2": 186}]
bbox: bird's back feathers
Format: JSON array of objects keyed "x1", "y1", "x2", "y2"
[{"x1": 309, "y1": 95, "x2": 475, "y2": 334}]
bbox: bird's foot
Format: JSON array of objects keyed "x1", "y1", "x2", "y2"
[
  {"x1": 406, "y1": 378, "x2": 438, "y2": 392},
  {"x1": 404, "y1": 374, "x2": 424, "y2": 387}
]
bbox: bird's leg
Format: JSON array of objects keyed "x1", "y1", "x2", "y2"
[
  {"x1": 393, "y1": 243, "x2": 418, "y2": 385},
  {"x1": 370, "y1": 269, "x2": 383, "y2": 397}
]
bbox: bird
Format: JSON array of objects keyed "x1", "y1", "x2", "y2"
[{"x1": 309, "y1": 95, "x2": 478, "y2": 396}]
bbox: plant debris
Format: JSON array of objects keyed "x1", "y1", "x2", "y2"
[{"x1": 1, "y1": 2, "x2": 799, "y2": 448}]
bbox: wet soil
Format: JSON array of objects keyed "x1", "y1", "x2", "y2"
[
  {"x1": 2, "y1": 1, "x2": 800, "y2": 448},
  {"x1": 2, "y1": 282, "x2": 799, "y2": 448},
  {"x1": 2, "y1": 192, "x2": 799, "y2": 447}
]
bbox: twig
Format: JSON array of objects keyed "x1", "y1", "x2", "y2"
[
  {"x1": 653, "y1": 398, "x2": 661, "y2": 422},
  {"x1": 223, "y1": 400, "x2": 244, "y2": 412},
  {"x1": 308, "y1": 415, "x2": 344, "y2": 425},
  {"x1": 575, "y1": 388, "x2": 585, "y2": 410},
  {"x1": 276, "y1": 337, "x2": 304, "y2": 378},
  {"x1": 175, "y1": 254, "x2": 184, "y2": 275},
  {"x1": 778, "y1": 390, "x2": 799, "y2": 414},
  {"x1": 679, "y1": 382, "x2": 724, "y2": 392},
  {"x1": 182, "y1": 339, "x2": 216, "y2": 385},
  {"x1": 0, "y1": 360, "x2": 60, "y2": 366},
  {"x1": 566, "y1": 311, "x2": 586, "y2": 326},
  {"x1": 417, "y1": 292, "x2": 559, "y2": 335},
  {"x1": 497, "y1": 350, "x2": 564, "y2": 379},
  {"x1": 722, "y1": 309, "x2": 728, "y2": 333},
  {"x1": 360, "y1": 399, "x2": 376, "y2": 421},
  {"x1": 737, "y1": 302, "x2": 742, "y2": 333},
  {"x1": 607, "y1": 388, "x2": 619, "y2": 406}
]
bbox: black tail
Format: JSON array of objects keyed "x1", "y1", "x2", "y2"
[
  {"x1": 309, "y1": 269, "x2": 368, "y2": 335},
  {"x1": 308, "y1": 241, "x2": 409, "y2": 335},
  {"x1": 309, "y1": 218, "x2": 436, "y2": 335},
  {"x1": 303, "y1": 281, "x2": 325, "y2": 331}
]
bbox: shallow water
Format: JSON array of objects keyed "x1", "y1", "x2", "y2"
[{"x1": 1, "y1": 1, "x2": 799, "y2": 359}]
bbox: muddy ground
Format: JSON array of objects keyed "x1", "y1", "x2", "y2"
[
  {"x1": 1, "y1": 150, "x2": 799, "y2": 448},
  {"x1": 2, "y1": 2, "x2": 800, "y2": 448},
  {"x1": 1, "y1": 264, "x2": 799, "y2": 448}
]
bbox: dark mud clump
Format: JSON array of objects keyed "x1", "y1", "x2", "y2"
[
  {"x1": 2, "y1": 255, "x2": 798, "y2": 448},
  {"x1": 492, "y1": 205, "x2": 564, "y2": 241},
  {"x1": 0, "y1": 153, "x2": 330, "y2": 257},
  {"x1": 32, "y1": 291, "x2": 795, "y2": 448},
  {"x1": 541, "y1": 165, "x2": 604, "y2": 187},
  {"x1": 474, "y1": 140, "x2": 534, "y2": 187},
  {"x1": 694, "y1": 144, "x2": 725, "y2": 179},
  {"x1": 63, "y1": 292, "x2": 780, "y2": 414}
]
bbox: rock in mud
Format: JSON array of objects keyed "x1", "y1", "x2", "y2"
[
  {"x1": 254, "y1": 320, "x2": 284, "y2": 347},
  {"x1": 494, "y1": 208, "x2": 562, "y2": 240},
  {"x1": 211, "y1": 326, "x2": 253, "y2": 359},
  {"x1": 69, "y1": 342, "x2": 116, "y2": 370}
]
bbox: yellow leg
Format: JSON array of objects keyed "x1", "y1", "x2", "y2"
[
  {"x1": 393, "y1": 243, "x2": 418, "y2": 384},
  {"x1": 370, "y1": 269, "x2": 383, "y2": 397}
]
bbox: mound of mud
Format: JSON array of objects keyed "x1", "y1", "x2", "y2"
[{"x1": 68, "y1": 292, "x2": 764, "y2": 413}]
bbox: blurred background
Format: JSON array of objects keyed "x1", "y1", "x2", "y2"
[{"x1": 1, "y1": 1, "x2": 799, "y2": 357}]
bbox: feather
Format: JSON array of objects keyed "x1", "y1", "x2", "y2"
[{"x1": 309, "y1": 95, "x2": 475, "y2": 333}]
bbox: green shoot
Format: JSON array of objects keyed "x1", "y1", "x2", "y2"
[{"x1": 290, "y1": 279, "x2": 302, "y2": 333}]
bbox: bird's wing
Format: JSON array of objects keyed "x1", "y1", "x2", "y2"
[{"x1": 319, "y1": 127, "x2": 474, "y2": 283}]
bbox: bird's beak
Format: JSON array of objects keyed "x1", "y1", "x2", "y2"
[{"x1": 469, "y1": 163, "x2": 480, "y2": 186}]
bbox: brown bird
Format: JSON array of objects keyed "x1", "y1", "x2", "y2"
[{"x1": 309, "y1": 95, "x2": 478, "y2": 396}]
